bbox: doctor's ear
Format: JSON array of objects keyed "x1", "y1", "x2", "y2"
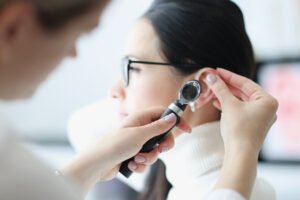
[
  {"x1": 0, "y1": 2, "x2": 34, "y2": 54},
  {"x1": 192, "y1": 67, "x2": 217, "y2": 110}
]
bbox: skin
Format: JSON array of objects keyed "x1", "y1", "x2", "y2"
[
  {"x1": 110, "y1": 19, "x2": 279, "y2": 199},
  {"x1": 0, "y1": 1, "x2": 278, "y2": 199},
  {"x1": 62, "y1": 107, "x2": 184, "y2": 196},
  {"x1": 110, "y1": 18, "x2": 220, "y2": 136},
  {"x1": 0, "y1": 1, "x2": 107, "y2": 99},
  {"x1": 206, "y1": 69, "x2": 278, "y2": 199},
  {"x1": 109, "y1": 19, "x2": 221, "y2": 169},
  {"x1": 0, "y1": 0, "x2": 191, "y2": 197}
]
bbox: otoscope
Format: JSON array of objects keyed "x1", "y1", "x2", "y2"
[{"x1": 119, "y1": 80, "x2": 201, "y2": 178}]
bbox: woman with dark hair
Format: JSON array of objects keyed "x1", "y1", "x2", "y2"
[{"x1": 110, "y1": 0, "x2": 275, "y2": 199}]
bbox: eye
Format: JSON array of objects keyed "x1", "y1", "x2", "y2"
[{"x1": 129, "y1": 66, "x2": 141, "y2": 73}]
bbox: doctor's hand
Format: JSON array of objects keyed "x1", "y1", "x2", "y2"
[
  {"x1": 205, "y1": 68, "x2": 278, "y2": 155},
  {"x1": 97, "y1": 107, "x2": 191, "y2": 179},
  {"x1": 61, "y1": 107, "x2": 191, "y2": 196},
  {"x1": 205, "y1": 68, "x2": 278, "y2": 199}
]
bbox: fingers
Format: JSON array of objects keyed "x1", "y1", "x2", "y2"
[
  {"x1": 138, "y1": 108, "x2": 191, "y2": 134},
  {"x1": 176, "y1": 118, "x2": 192, "y2": 133},
  {"x1": 158, "y1": 134, "x2": 175, "y2": 152},
  {"x1": 212, "y1": 99, "x2": 222, "y2": 110},
  {"x1": 205, "y1": 73, "x2": 237, "y2": 106},
  {"x1": 216, "y1": 68, "x2": 262, "y2": 98},
  {"x1": 122, "y1": 107, "x2": 165, "y2": 127},
  {"x1": 134, "y1": 147, "x2": 160, "y2": 165},
  {"x1": 138, "y1": 113, "x2": 177, "y2": 141},
  {"x1": 136, "y1": 107, "x2": 165, "y2": 126},
  {"x1": 128, "y1": 161, "x2": 147, "y2": 173},
  {"x1": 129, "y1": 136, "x2": 175, "y2": 173},
  {"x1": 129, "y1": 147, "x2": 162, "y2": 173},
  {"x1": 211, "y1": 84, "x2": 249, "y2": 110},
  {"x1": 227, "y1": 84, "x2": 249, "y2": 101}
]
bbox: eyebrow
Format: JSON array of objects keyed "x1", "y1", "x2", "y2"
[{"x1": 124, "y1": 55, "x2": 144, "y2": 61}]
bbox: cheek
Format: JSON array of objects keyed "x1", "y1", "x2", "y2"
[
  {"x1": 23, "y1": 38, "x2": 76, "y2": 88},
  {"x1": 42, "y1": 32, "x2": 78, "y2": 61},
  {"x1": 125, "y1": 76, "x2": 180, "y2": 114}
]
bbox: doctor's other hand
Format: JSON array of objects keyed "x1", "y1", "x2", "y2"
[
  {"x1": 61, "y1": 107, "x2": 191, "y2": 196},
  {"x1": 205, "y1": 68, "x2": 278, "y2": 155},
  {"x1": 205, "y1": 68, "x2": 278, "y2": 199}
]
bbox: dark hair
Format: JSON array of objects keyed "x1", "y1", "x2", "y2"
[
  {"x1": 0, "y1": 0, "x2": 108, "y2": 30},
  {"x1": 139, "y1": 0, "x2": 255, "y2": 199},
  {"x1": 143, "y1": 0, "x2": 255, "y2": 78},
  {"x1": 138, "y1": 160, "x2": 172, "y2": 200}
]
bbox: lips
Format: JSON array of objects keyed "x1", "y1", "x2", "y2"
[{"x1": 117, "y1": 102, "x2": 128, "y2": 119}]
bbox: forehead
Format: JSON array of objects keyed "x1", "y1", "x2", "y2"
[{"x1": 124, "y1": 19, "x2": 163, "y2": 61}]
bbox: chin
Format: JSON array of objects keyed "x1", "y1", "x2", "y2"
[
  {"x1": 118, "y1": 113, "x2": 129, "y2": 121},
  {"x1": 0, "y1": 92, "x2": 27, "y2": 101},
  {"x1": 7, "y1": 87, "x2": 37, "y2": 101}
]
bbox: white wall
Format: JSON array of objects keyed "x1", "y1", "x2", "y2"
[{"x1": 234, "y1": 0, "x2": 300, "y2": 60}]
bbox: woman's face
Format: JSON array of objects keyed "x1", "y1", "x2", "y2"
[{"x1": 110, "y1": 19, "x2": 191, "y2": 120}]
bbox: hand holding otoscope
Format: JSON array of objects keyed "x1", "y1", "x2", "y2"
[{"x1": 119, "y1": 80, "x2": 202, "y2": 178}]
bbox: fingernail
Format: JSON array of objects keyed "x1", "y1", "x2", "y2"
[
  {"x1": 206, "y1": 74, "x2": 217, "y2": 85},
  {"x1": 134, "y1": 155, "x2": 146, "y2": 163},
  {"x1": 128, "y1": 162, "x2": 137, "y2": 170},
  {"x1": 164, "y1": 113, "x2": 176, "y2": 123},
  {"x1": 160, "y1": 147, "x2": 169, "y2": 153}
]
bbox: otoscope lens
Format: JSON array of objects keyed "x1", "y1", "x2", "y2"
[{"x1": 181, "y1": 84, "x2": 198, "y2": 101}]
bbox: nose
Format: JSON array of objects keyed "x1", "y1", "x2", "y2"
[
  {"x1": 68, "y1": 44, "x2": 77, "y2": 58},
  {"x1": 109, "y1": 78, "x2": 126, "y2": 100}
]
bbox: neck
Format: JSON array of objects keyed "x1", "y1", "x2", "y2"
[
  {"x1": 190, "y1": 103, "x2": 220, "y2": 127},
  {"x1": 174, "y1": 103, "x2": 220, "y2": 137}
]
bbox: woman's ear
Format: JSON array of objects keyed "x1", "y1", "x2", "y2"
[{"x1": 192, "y1": 67, "x2": 217, "y2": 110}]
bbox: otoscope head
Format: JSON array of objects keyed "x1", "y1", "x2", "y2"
[{"x1": 178, "y1": 80, "x2": 201, "y2": 105}]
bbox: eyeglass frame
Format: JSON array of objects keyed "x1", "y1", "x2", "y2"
[{"x1": 121, "y1": 58, "x2": 201, "y2": 87}]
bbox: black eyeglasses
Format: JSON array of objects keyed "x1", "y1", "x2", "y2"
[{"x1": 121, "y1": 58, "x2": 200, "y2": 87}]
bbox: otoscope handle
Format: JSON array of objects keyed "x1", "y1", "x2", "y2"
[{"x1": 119, "y1": 108, "x2": 181, "y2": 178}]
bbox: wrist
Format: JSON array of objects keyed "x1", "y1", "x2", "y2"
[
  {"x1": 216, "y1": 145, "x2": 258, "y2": 199},
  {"x1": 60, "y1": 148, "x2": 111, "y2": 195},
  {"x1": 224, "y1": 146, "x2": 258, "y2": 171},
  {"x1": 225, "y1": 141, "x2": 260, "y2": 161}
]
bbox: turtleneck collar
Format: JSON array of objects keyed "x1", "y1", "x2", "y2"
[{"x1": 160, "y1": 121, "x2": 224, "y2": 189}]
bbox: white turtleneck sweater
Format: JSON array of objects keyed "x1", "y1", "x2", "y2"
[{"x1": 160, "y1": 121, "x2": 276, "y2": 200}]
